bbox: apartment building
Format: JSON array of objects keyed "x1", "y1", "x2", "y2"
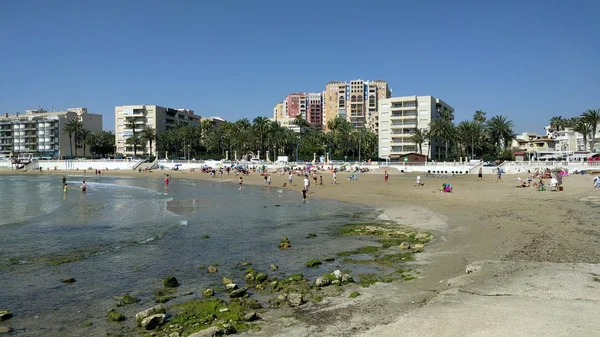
[
  {"x1": 273, "y1": 102, "x2": 284, "y2": 120},
  {"x1": 283, "y1": 93, "x2": 307, "y2": 119},
  {"x1": 269, "y1": 117, "x2": 300, "y2": 133},
  {"x1": 378, "y1": 95, "x2": 454, "y2": 160},
  {"x1": 0, "y1": 107, "x2": 102, "y2": 158},
  {"x1": 307, "y1": 93, "x2": 323, "y2": 127},
  {"x1": 114, "y1": 105, "x2": 200, "y2": 156},
  {"x1": 323, "y1": 79, "x2": 390, "y2": 131}
]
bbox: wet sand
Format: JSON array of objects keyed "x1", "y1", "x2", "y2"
[{"x1": 3, "y1": 167, "x2": 600, "y2": 336}]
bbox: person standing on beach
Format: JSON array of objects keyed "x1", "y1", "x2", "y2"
[
  {"x1": 384, "y1": 170, "x2": 389, "y2": 183},
  {"x1": 332, "y1": 170, "x2": 337, "y2": 185},
  {"x1": 61, "y1": 175, "x2": 67, "y2": 187},
  {"x1": 267, "y1": 174, "x2": 271, "y2": 188},
  {"x1": 288, "y1": 172, "x2": 293, "y2": 185},
  {"x1": 81, "y1": 181, "x2": 87, "y2": 194},
  {"x1": 239, "y1": 176, "x2": 243, "y2": 190},
  {"x1": 477, "y1": 167, "x2": 483, "y2": 181},
  {"x1": 496, "y1": 169, "x2": 502, "y2": 182},
  {"x1": 301, "y1": 189, "x2": 307, "y2": 202},
  {"x1": 164, "y1": 174, "x2": 170, "y2": 191},
  {"x1": 319, "y1": 175, "x2": 324, "y2": 186},
  {"x1": 303, "y1": 175, "x2": 310, "y2": 192}
]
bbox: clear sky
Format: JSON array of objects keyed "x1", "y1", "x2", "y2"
[{"x1": 1, "y1": 0, "x2": 599, "y2": 133}]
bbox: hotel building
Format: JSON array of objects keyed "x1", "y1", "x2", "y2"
[
  {"x1": 0, "y1": 107, "x2": 102, "y2": 158},
  {"x1": 307, "y1": 93, "x2": 323, "y2": 127},
  {"x1": 378, "y1": 95, "x2": 453, "y2": 160},
  {"x1": 283, "y1": 93, "x2": 307, "y2": 119},
  {"x1": 322, "y1": 79, "x2": 390, "y2": 131},
  {"x1": 114, "y1": 105, "x2": 200, "y2": 156}
]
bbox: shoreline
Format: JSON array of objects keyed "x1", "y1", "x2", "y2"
[{"x1": 2, "y1": 168, "x2": 600, "y2": 336}]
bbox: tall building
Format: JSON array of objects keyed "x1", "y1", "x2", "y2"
[
  {"x1": 273, "y1": 102, "x2": 284, "y2": 120},
  {"x1": 378, "y1": 95, "x2": 453, "y2": 160},
  {"x1": 283, "y1": 93, "x2": 307, "y2": 119},
  {"x1": 114, "y1": 105, "x2": 200, "y2": 156},
  {"x1": 0, "y1": 107, "x2": 102, "y2": 158},
  {"x1": 307, "y1": 93, "x2": 323, "y2": 127},
  {"x1": 323, "y1": 79, "x2": 390, "y2": 130}
]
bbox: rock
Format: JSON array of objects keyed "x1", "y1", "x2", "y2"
[
  {"x1": 225, "y1": 283, "x2": 238, "y2": 291},
  {"x1": 269, "y1": 264, "x2": 278, "y2": 271},
  {"x1": 0, "y1": 310, "x2": 12, "y2": 321},
  {"x1": 341, "y1": 274, "x2": 354, "y2": 284},
  {"x1": 466, "y1": 264, "x2": 482, "y2": 274},
  {"x1": 413, "y1": 243, "x2": 425, "y2": 252},
  {"x1": 287, "y1": 293, "x2": 305, "y2": 307},
  {"x1": 136, "y1": 305, "x2": 166, "y2": 326},
  {"x1": 219, "y1": 308, "x2": 229, "y2": 312},
  {"x1": 279, "y1": 242, "x2": 290, "y2": 249},
  {"x1": 61, "y1": 277, "x2": 76, "y2": 284},
  {"x1": 207, "y1": 266, "x2": 218, "y2": 273},
  {"x1": 255, "y1": 283, "x2": 265, "y2": 290},
  {"x1": 243, "y1": 312, "x2": 259, "y2": 322},
  {"x1": 315, "y1": 276, "x2": 331, "y2": 287},
  {"x1": 221, "y1": 323, "x2": 236, "y2": 334},
  {"x1": 0, "y1": 326, "x2": 12, "y2": 333},
  {"x1": 277, "y1": 294, "x2": 287, "y2": 301},
  {"x1": 270, "y1": 281, "x2": 278, "y2": 288},
  {"x1": 332, "y1": 270, "x2": 343, "y2": 280},
  {"x1": 141, "y1": 313, "x2": 166, "y2": 330},
  {"x1": 241, "y1": 261, "x2": 252, "y2": 267},
  {"x1": 107, "y1": 309, "x2": 126, "y2": 322},
  {"x1": 169, "y1": 332, "x2": 181, "y2": 337},
  {"x1": 229, "y1": 287, "x2": 247, "y2": 298},
  {"x1": 255, "y1": 273, "x2": 268, "y2": 283},
  {"x1": 245, "y1": 273, "x2": 255, "y2": 282},
  {"x1": 122, "y1": 293, "x2": 140, "y2": 304},
  {"x1": 399, "y1": 242, "x2": 411, "y2": 250},
  {"x1": 188, "y1": 326, "x2": 220, "y2": 337},
  {"x1": 202, "y1": 288, "x2": 214, "y2": 297},
  {"x1": 163, "y1": 276, "x2": 179, "y2": 288},
  {"x1": 222, "y1": 277, "x2": 233, "y2": 285},
  {"x1": 331, "y1": 280, "x2": 341, "y2": 285}
]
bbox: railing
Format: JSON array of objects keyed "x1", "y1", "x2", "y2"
[{"x1": 131, "y1": 159, "x2": 145, "y2": 170}]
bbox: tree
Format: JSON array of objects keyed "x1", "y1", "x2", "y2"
[
  {"x1": 410, "y1": 128, "x2": 428, "y2": 155},
  {"x1": 473, "y1": 110, "x2": 487, "y2": 124},
  {"x1": 486, "y1": 115, "x2": 515, "y2": 155},
  {"x1": 125, "y1": 118, "x2": 140, "y2": 156},
  {"x1": 140, "y1": 126, "x2": 156, "y2": 157},
  {"x1": 80, "y1": 128, "x2": 90, "y2": 158},
  {"x1": 581, "y1": 109, "x2": 600, "y2": 152},
  {"x1": 429, "y1": 118, "x2": 454, "y2": 159},
  {"x1": 572, "y1": 118, "x2": 592, "y2": 152},
  {"x1": 63, "y1": 119, "x2": 83, "y2": 158},
  {"x1": 456, "y1": 121, "x2": 478, "y2": 159},
  {"x1": 549, "y1": 116, "x2": 565, "y2": 134}
]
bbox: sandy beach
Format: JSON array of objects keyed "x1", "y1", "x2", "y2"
[{"x1": 2, "y1": 166, "x2": 600, "y2": 336}]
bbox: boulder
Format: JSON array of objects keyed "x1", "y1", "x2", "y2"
[
  {"x1": 315, "y1": 277, "x2": 331, "y2": 287},
  {"x1": 243, "y1": 312, "x2": 259, "y2": 322},
  {"x1": 341, "y1": 274, "x2": 354, "y2": 284},
  {"x1": 255, "y1": 273, "x2": 268, "y2": 283},
  {"x1": 207, "y1": 266, "x2": 218, "y2": 273},
  {"x1": 202, "y1": 289, "x2": 214, "y2": 298},
  {"x1": 0, "y1": 310, "x2": 12, "y2": 321},
  {"x1": 413, "y1": 243, "x2": 425, "y2": 252},
  {"x1": 332, "y1": 270, "x2": 343, "y2": 280},
  {"x1": 222, "y1": 277, "x2": 233, "y2": 285},
  {"x1": 331, "y1": 280, "x2": 341, "y2": 285},
  {"x1": 61, "y1": 277, "x2": 76, "y2": 284},
  {"x1": 225, "y1": 283, "x2": 238, "y2": 291},
  {"x1": 229, "y1": 287, "x2": 248, "y2": 298},
  {"x1": 287, "y1": 293, "x2": 304, "y2": 307},
  {"x1": 245, "y1": 273, "x2": 255, "y2": 282},
  {"x1": 141, "y1": 313, "x2": 166, "y2": 330},
  {"x1": 221, "y1": 324, "x2": 237, "y2": 334},
  {"x1": 136, "y1": 305, "x2": 166, "y2": 326},
  {"x1": 188, "y1": 326, "x2": 220, "y2": 337},
  {"x1": 269, "y1": 264, "x2": 278, "y2": 271},
  {"x1": 399, "y1": 242, "x2": 411, "y2": 250},
  {"x1": 0, "y1": 326, "x2": 12, "y2": 333},
  {"x1": 163, "y1": 276, "x2": 179, "y2": 288},
  {"x1": 169, "y1": 332, "x2": 181, "y2": 337}
]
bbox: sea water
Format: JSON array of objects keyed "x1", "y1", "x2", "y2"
[{"x1": 0, "y1": 174, "x2": 375, "y2": 335}]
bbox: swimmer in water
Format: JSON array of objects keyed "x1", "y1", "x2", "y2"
[
  {"x1": 63, "y1": 183, "x2": 68, "y2": 193},
  {"x1": 81, "y1": 181, "x2": 87, "y2": 194}
]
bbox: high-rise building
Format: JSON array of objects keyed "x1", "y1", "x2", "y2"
[
  {"x1": 0, "y1": 107, "x2": 102, "y2": 158},
  {"x1": 323, "y1": 79, "x2": 390, "y2": 130},
  {"x1": 283, "y1": 93, "x2": 307, "y2": 119},
  {"x1": 273, "y1": 102, "x2": 284, "y2": 120},
  {"x1": 378, "y1": 95, "x2": 453, "y2": 160},
  {"x1": 307, "y1": 93, "x2": 323, "y2": 127},
  {"x1": 114, "y1": 105, "x2": 200, "y2": 156}
]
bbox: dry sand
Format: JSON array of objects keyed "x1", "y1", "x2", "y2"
[{"x1": 3, "y1": 167, "x2": 600, "y2": 336}]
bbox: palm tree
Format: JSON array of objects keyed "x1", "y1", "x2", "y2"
[
  {"x1": 140, "y1": 126, "x2": 156, "y2": 157},
  {"x1": 125, "y1": 118, "x2": 139, "y2": 156},
  {"x1": 581, "y1": 109, "x2": 600, "y2": 152},
  {"x1": 80, "y1": 128, "x2": 90, "y2": 158},
  {"x1": 252, "y1": 116, "x2": 270, "y2": 158},
  {"x1": 410, "y1": 128, "x2": 428, "y2": 155},
  {"x1": 429, "y1": 118, "x2": 454, "y2": 159},
  {"x1": 456, "y1": 121, "x2": 479, "y2": 159},
  {"x1": 486, "y1": 115, "x2": 515, "y2": 155},
  {"x1": 549, "y1": 116, "x2": 565, "y2": 134},
  {"x1": 572, "y1": 118, "x2": 592, "y2": 152},
  {"x1": 473, "y1": 110, "x2": 487, "y2": 125},
  {"x1": 63, "y1": 119, "x2": 83, "y2": 158}
]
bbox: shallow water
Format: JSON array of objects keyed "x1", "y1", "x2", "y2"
[{"x1": 0, "y1": 174, "x2": 378, "y2": 335}]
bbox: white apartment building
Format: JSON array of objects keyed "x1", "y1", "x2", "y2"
[
  {"x1": 115, "y1": 105, "x2": 200, "y2": 156},
  {"x1": 378, "y1": 95, "x2": 453, "y2": 160},
  {"x1": 0, "y1": 108, "x2": 102, "y2": 158},
  {"x1": 269, "y1": 117, "x2": 300, "y2": 133},
  {"x1": 544, "y1": 125, "x2": 600, "y2": 152}
]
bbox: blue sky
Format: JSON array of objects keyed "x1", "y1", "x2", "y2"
[{"x1": 1, "y1": 0, "x2": 599, "y2": 133}]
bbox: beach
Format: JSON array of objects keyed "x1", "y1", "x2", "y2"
[{"x1": 2, "y1": 167, "x2": 600, "y2": 336}]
